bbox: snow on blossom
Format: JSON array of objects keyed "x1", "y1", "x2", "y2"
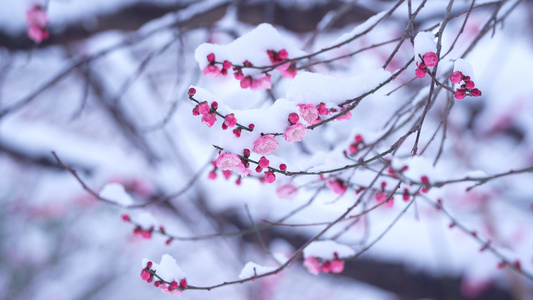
[
  {"x1": 99, "y1": 183, "x2": 134, "y2": 206},
  {"x1": 253, "y1": 135, "x2": 279, "y2": 154},
  {"x1": 283, "y1": 123, "x2": 308, "y2": 143},
  {"x1": 195, "y1": 23, "x2": 305, "y2": 79},
  {"x1": 414, "y1": 32, "x2": 437, "y2": 65},
  {"x1": 303, "y1": 240, "x2": 355, "y2": 261},
  {"x1": 453, "y1": 59, "x2": 476, "y2": 83},
  {"x1": 142, "y1": 254, "x2": 186, "y2": 282},
  {"x1": 238, "y1": 262, "x2": 276, "y2": 279},
  {"x1": 286, "y1": 69, "x2": 391, "y2": 106}
]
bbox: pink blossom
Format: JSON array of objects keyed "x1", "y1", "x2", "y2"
[
  {"x1": 250, "y1": 75, "x2": 272, "y2": 91},
  {"x1": 321, "y1": 261, "x2": 332, "y2": 273},
  {"x1": 215, "y1": 153, "x2": 242, "y2": 170},
  {"x1": 27, "y1": 24, "x2": 49, "y2": 43},
  {"x1": 465, "y1": 80, "x2": 475, "y2": 89},
  {"x1": 188, "y1": 88, "x2": 196, "y2": 97},
  {"x1": 202, "y1": 64, "x2": 221, "y2": 77},
  {"x1": 288, "y1": 112, "x2": 299, "y2": 124},
  {"x1": 222, "y1": 170, "x2": 232, "y2": 179},
  {"x1": 224, "y1": 113, "x2": 237, "y2": 127},
  {"x1": 26, "y1": 6, "x2": 49, "y2": 27},
  {"x1": 222, "y1": 60, "x2": 231, "y2": 69},
  {"x1": 207, "y1": 53, "x2": 215, "y2": 62},
  {"x1": 258, "y1": 156, "x2": 270, "y2": 168},
  {"x1": 160, "y1": 283, "x2": 183, "y2": 296},
  {"x1": 471, "y1": 88, "x2": 482, "y2": 97},
  {"x1": 264, "y1": 171, "x2": 276, "y2": 183},
  {"x1": 253, "y1": 135, "x2": 279, "y2": 155},
  {"x1": 278, "y1": 62, "x2": 298, "y2": 78},
  {"x1": 198, "y1": 102, "x2": 210, "y2": 115},
  {"x1": 276, "y1": 184, "x2": 298, "y2": 200},
  {"x1": 455, "y1": 89, "x2": 466, "y2": 100},
  {"x1": 317, "y1": 103, "x2": 328, "y2": 115},
  {"x1": 278, "y1": 49, "x2": 288, "y2": 60},
  {"x1": 336, "y1": 108, "x2": 352, "y2": 121},
  {"x1": 450, "y1": 71, "x2": 463, "y2": 84},
  {"x1": 201, "y1": 112, "x2": 216, "y2": 127},
  {"x1": 298, "y1": 104, "x2": 319, "y2": 124},
  {"x1": 303, "y1": 257, "x2": 321, "y2": 275},
  {"x1": 376, "y1": 192, "x2": 394, "y2": 207},
  {"x1": 415, "y1": 67, "x2": 426, "y2": 78},
  {"x1": 240, "y1": 76, "x2": 252, "y2": 89},
  {"x1": 327, "y1": 179, "x2": 347, "y2": 195},
  {"x1": 423, "y1": 52, "x2": 438, "y2": 67},
  {"x1": 215, "y1": 153, "x2": 250, "y2": 177},
  {"x1": 208, "y1": 170, "x2": 217, "y2": 180},
  {"x1": 140, "y1": 269, "x2": 151, "y2": 281},
  {"x1": 331, "y1": 259, "x2": 345, "y2": 274},
  {"x1": 283, "y1": 123, "x2": 308, "y2": 143}
]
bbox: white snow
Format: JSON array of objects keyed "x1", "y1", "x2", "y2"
[
  {"x1": 329, "y1": 11, "x2": 388, "y2": 47},
  {"x1": 99, "y1": 183, "x2": 134, "y2": 206},
  {"x1": 414, "y1": 31, "x2": 436, "y2": 64},
  {"x1": 303, "y1": 240, "x2": 356, "y2": 260},
  {"x1": 238, "y1": 262, "x2": 277, "y2": 279}
]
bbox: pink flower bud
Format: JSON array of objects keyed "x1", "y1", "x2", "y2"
[
  {"x1": 288, "y1": 112, "x2": 300, "y2": 124},
  {"x1": 471, "y1": 89, "x2": 482, "y2": 97},
  {"x1": 233, "y1": 127, "x2": 242, "y2": 137},
  {"x1": 258, "y1": 156, "x2": 270, "y2": 168},
  {"x1": 455, "y1": 89, "x2": 466, "y2": 100},
  {"x1": 264, "y1": 171, "x2": 276, "y2": 183},
  {"x1": 423, "y1": 52, "x2": 438, "y2": 67},
  {"x1": 198, "y1": 102, "x2": 210, "y2": 115},
  {"x1": 141, "y1": 270, "x2": 151, "y2": 281},
  {"x1": 317, "y1": 103, "x2": 328, "y2": 115},
  {"x1": 450, "y1": 71, "x2": 463, "y2": 84},
  {"x1": 303, "y1": 257, "x2": 321, "y2": 275},
  {"x1": 188, "y1": 87, "x2": 196, "y2": 97},
  {"x1": 121, "y1": 214, "x2": 130, "y2": 222},
  {"x1": 279, "y1": 49, "x2": 288, "y2": 60},
  {"x1": 243, "y1": 149, "x2": 250, "y2": 157},
  {"x1": 207, "y1": 53, "x2": 215, "y2": 62},
  {"x1": 240, "y1": 76, "x2": 252, "y2": 89},
  {"x1": 331, "y1": 259, "x2": 345, "y2": 274},
  {"x1": 415, "y1": 67, "x2": 426, "y2": 78},
  {"x1": 211, "y1": 101, "x2": 218, "y2": 110},
  {"x1": 465, "y1": 80, "x2": 475, "y2": 89},
  {"x1": 192, "y1": 106, "x2": 200, "y2": 116},
  {"x1": 255, "y1": 166, "x2": 263, "y2": 173},
  {"x1": 279, "y1": 164, "x2": 287, "y2": 172},
  {"x1": 223, "y1": 60, "x2": 231, "y2": 69},
  {"x1": 180, "y1": 279, "x2": 187, "y2": 288},
  {"x1": 321, "y1": 261, "x2": 332, "y2": 273},
  {"x1": 208, "y1": 170, "x2": 217, "y2": 180},
  {"x1": 249, "y1": 124, "x2": 255, "y2": 131}
]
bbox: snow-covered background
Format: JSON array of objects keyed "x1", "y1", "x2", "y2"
[{"x1": 0, "y1": 0, "x2": 532, "y2": 299}]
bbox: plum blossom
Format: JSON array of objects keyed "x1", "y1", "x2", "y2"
[
  {"x1": 215, "y1": 153, "x2": 250, "y2": 177},
  {"x1": 283, "y1": 123, "x2": 308, "y2": 143},
  {"x1": 26, "y1": 5, "x2": 49, "y2": 43},
  {"x1": 258, "y1": 156, "x2": 270, "y2": 168},
  {"x1": 224, "y1": 113, "x2": 237, "y2": 128},
  {"x1": 298, "y1": 104, "x2": 318, "y2": 124},
  {"x1": 303, "y1": 257, "x2": 321, "y2": 275},
  {"x1": 422, "y1": 52, "x2": 438, "y2": 67},
  {"x1": 253, "y1": 135, "x2": 279, "y2": 155},
  {"x1": 450, "y1": 71, "x2": 463, "y2": 84},
  {"x1": 336, "y1": 107, "x2": 352, "y2": 121},
  {"x1": 202, "y1": 64, "x2": 221, "y2": 77},
  {"x1": 327, "y1": 179, "x2": 347, "y2": 195},
  {"x1": 276, "y1": 184, "x2": 298, "y2": 200},
  {"x1": 264, "y1": 171, "x2": 276, "y2": 183},
  {"x1": 250, "y1": 75, "x2": 272, "y2": 91},
  {"x1": 201, "y1": 113, "x2": 216, "y2": 127}
]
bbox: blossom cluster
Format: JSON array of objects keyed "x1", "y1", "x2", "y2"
[
  {"x1": 140, "y1": 260, "x2": 187, "y2": 296},
  {"x1": 26, "y1": 5, "x2": 49, "y2": 43},
  {"x1": 303, "y1": 254, "x2": 345, "y2": 275},
  {"x1": 450, "y1": 71, "x2": 482, "y2": 99},
  {"x1": 415, "y1": 52, "x2": 438, "y2": 78},
  {"x1": 201, "y1": 49, "x2": 297, "y2": 91}
]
